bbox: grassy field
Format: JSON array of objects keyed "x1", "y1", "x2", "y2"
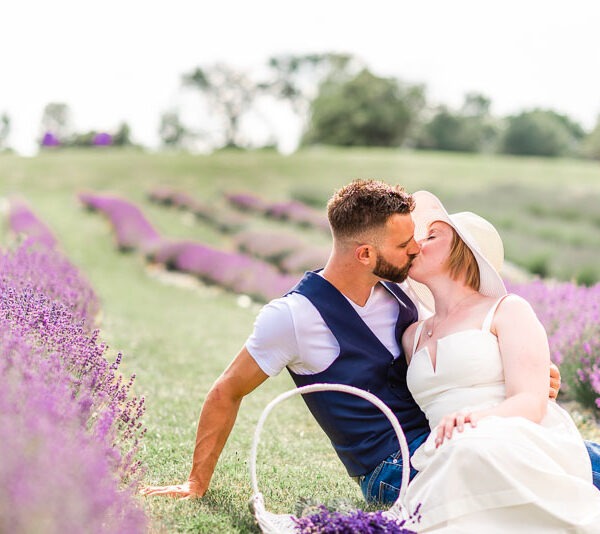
[{"x1": 1, "y1": 147, "x2": 599, "y2": 532}]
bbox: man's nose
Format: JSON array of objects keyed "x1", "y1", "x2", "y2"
[{"x1": 408, "y1": 238, "x2": 421, "y2": 255}]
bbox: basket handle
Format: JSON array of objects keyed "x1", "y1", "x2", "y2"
[{"x1": 249, "y1": 383, "x2": 411, "y2": 515}]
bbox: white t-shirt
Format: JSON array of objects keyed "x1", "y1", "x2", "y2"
[{"x1": 246, "y1": 279, "x2": 427, "y2": 377}]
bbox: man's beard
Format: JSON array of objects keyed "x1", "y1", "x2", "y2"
[{"x1": 373, "y1": 253, "x2": 414, "y2": 283}]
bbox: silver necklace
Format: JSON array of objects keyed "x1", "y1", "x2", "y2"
[{"x1": 426, "y1": 292, "x2": 478, "y2": 337}]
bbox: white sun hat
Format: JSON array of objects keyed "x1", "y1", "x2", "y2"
[{"x1": 407, "y1": 190, "x2": 507, "y2": 312}]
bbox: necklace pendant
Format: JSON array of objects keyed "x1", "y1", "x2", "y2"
[{"x1": 426, "y1": 330, "x2": 433, "y2": 337}]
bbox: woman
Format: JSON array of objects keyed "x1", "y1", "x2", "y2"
[{"x1": 401, "y1": 191, "x2": 600, "y2": 532}]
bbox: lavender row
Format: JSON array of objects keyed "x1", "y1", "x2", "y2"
[
  {"x1": 79, "y1": 191, "x2": 162, "y2": 252},
  {"x1": 149, "y1": 239, "x2": 299, "y2": 301},
  {"x1": 226, "y1": 191, "x2": 330, "y2": 233},
  {"x1": 507, "y1": 280, "x2": 600, "y2": 409},
  {"x1": 0, "y1": 241, "x2": 146, "y2": 531},
  {"x1": 147, "y1": 188, "x2": 330, "y2": 273},
  {"x1": 81, "y1": 192, "x2": 300, "y2": 301},
  {"x1": 234, "y1": 229, "x2": 330, "y2": 274},
  {"x1": 7, "y1": 197, "x2": 57, "y2": 249},
  {"x1": 148, "y1": 186, "x2": 246, "y2": 233}
]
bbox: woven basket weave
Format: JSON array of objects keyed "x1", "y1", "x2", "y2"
[{"x1": 249, "y1": 383, "x2": 412, "y2": 533}]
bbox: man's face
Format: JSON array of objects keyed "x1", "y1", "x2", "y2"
[{"x1": 371, "y1": 213, "x2": 420, "y2": 283}]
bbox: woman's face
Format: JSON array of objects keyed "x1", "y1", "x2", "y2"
[{"x1": 408, "y1": 220, "x2": 454, "y2": 282}]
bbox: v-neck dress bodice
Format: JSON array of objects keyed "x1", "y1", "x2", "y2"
[
  {"x1": 407, "y1": 329, "x2": 505, "y2": 429},
  {"x1": 401, "y1": 298, "x2": 600, "y2": 532}
]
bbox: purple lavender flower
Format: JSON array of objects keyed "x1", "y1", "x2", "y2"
[
  {"x1": 93, "y1": 132, "x2": 113, "y2": 146},
  {"x1": 0, "y1": 241, "x2": 147, "y2": 532},
  {"x1": 226, "y1": 192, "x2": 330, "y2": 232},
  {"x1": 7, "y1": 198, "x2": 57, "y2": 249},
  {"x1": 41, "y1": 131, "x2": 60, "y2": 147},
  {"x1": 280, "y1": 246, "x2": 331, "y2": 274},
  {"x1": 225, "y1": 192, "x2": 268, "y2": 213},
  {"x1": 293, "y1": 505, "x2": 419, "y2": 533},
  {"x1": 78, "y1": 192, "x2": 161, "y2": 252},
  {"x1": 507, "y1": 280, "x2": 600, "y2": 409},
  {"x1": 234, "y1": 230, "x2": 305, "y2": 265}
]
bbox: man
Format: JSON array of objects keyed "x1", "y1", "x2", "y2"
[{"x1": 142, "y1": 179, "x2": 590, "y2": 504}]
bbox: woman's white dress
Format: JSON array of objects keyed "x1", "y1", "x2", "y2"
[{"x1": 404, "y1": 298, "x2": 600, "y2": 533}]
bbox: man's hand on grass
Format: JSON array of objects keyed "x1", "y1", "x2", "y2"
[{"x1": 139, "y1": 479, "x2": 204, "y2": 500}]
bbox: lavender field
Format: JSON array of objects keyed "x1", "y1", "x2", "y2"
[{"x1": 1, "y1": 147, "x2": 599, "y2": 533}]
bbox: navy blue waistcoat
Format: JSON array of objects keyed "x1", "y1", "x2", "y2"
[{"x1": 286, "y1": 271, "x2": 429, "y2": 477}]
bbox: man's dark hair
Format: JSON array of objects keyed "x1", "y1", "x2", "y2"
[{"x1": 327, "y1": 179, "x2": 414, "y2": 241}]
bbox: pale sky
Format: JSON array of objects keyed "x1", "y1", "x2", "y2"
[{"x1": 2, "y1": 0, "x2": 600, "y2": 155}]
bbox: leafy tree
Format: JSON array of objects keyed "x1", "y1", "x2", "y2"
[
  {"x1": 461, "y1": 92, "x2": 491, "y2": 117},
  {"x1": 501, "y1": 109, "x2": 578, "y2": 157},
  {"x1": 112, "y1": 122, "x2": 132, "y2": 146},
  {"x1": 182, "y1": 63, "x2": 257, "y2": 148},
  {"x1": 303, "y1": 68, "x2": 424, "y2": 147},
  {"x1": 158, "y1": 111, "x2": 190, "y2": 148},
  {"x1": 261, "y1": 52, "x2": 361, "y2": 118},
  {"x1": 0, "y1": 113, "x2": 10, "y2": 150},
  {"x1": 415, "y1": 93, "x2": 499, "y2": 152},
  {"x1": 40, "y1": 102, "x2": 72, "y2": 142},
  {"x1": 416, "y1": 107, "x2": 476, "y2": 151}
]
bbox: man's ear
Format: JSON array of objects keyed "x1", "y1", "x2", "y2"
[{"x1": 355, "y1": 244, "x2": 373, "y2": 266}]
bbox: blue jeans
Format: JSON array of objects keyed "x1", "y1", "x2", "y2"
[
  {"x1": 585, "y1": 440, "x2": 600, "y2": 490},
  {"x1": 357, "y1": 431, "x2": 428, "y2": 504}
]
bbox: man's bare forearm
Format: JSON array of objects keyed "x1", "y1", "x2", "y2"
[
  {"x1": 140, "y1": 348, "x2": 269, "y2": 499},
  {"x1": 188, "y1": 382, "x2": 242, "y2": 495}
]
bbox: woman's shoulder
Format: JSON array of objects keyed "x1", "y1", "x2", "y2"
[
  {"x1": 493, "y1": 293, "x2": 538, "y2": 329},
  {"x1": 497, "y1": 293, "x2": 534, "y2": 313}
]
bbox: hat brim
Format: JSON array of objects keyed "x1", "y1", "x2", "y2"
[{"x1": 407, "y1": 191, "x2": 507, "y2": 313}]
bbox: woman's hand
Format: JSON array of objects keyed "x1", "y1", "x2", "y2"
[{"x1": 435, "y1": 411, "x2": 485, "y2": 448}]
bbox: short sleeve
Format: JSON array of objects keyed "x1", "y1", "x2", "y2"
[{"x1": 245, "y1": 298, "x2": 299, "y2": 377}]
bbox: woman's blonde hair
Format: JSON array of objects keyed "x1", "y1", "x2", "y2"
[{"x1": 446, "y1": 229, "x2": 480, "y2": 291}]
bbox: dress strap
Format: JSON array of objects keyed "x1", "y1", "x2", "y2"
[
  {"x1": 482, "y1": 294, "x2": 511, "y2": 332},
  {"x1": 412, "y1": 321, "x2": 426, "y2": 355}
]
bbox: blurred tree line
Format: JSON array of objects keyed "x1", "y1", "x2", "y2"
[
  {"x1": 166, "y1": 52, "x2": 600, "y2": 159},
  {"x1": 2, "y1": 51, "x2": 599, "y2": 158}
]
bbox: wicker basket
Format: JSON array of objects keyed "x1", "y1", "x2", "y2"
[{"x1": 249, "y1": 383, "x2": 412, "y2": 533}]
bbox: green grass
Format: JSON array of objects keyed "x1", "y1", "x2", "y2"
[{"x1": 1, "y1": 147, "x2": 599, "y2": 532}]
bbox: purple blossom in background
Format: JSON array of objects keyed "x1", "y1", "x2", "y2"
[
  {"x1": 234, "y1": 230, "x2": 305, "y2": 265},
  {"x1": 41, "y1": 131, "x2": 60, "y2": 147},
  {"x1": 79, "y1": 192, "x2": 162, "y2": 252},
  {"x1": 7, "y1": 198, "x2": 57, "y2": 249},
  {"x1": 266, "y1": 199, "x2": 328, "y2": 230},
  {"x1": 145, "y1": 239, "x2": 296, "y2": 301},
  {"x1": 225, "y1": 192, "x2": 268, "y2": 213},
  {"x1": 93, "y1": 132, "x2": 113, "y2": 146},
  {"x1": 507, "y1": 279, "x2": 600, "y2": 409},
  {"x1": 0, "y1": 243, "x2": 146, "y2": 532},
  {"x1": 146, "y1": 239, "x2": 192, "y2": 267},
  {"x1": 171, "y1": 241, "x2": 299, "y2": 301},
  {"x1": 226, "y1": 191, "x2": 330, "y2": 233},
  {"x1": 0, "y1": 243, "x2": 99, "y2": 327},
  {"x1": 281, "y1": 246, "x2": 331, "y2": 274}
]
